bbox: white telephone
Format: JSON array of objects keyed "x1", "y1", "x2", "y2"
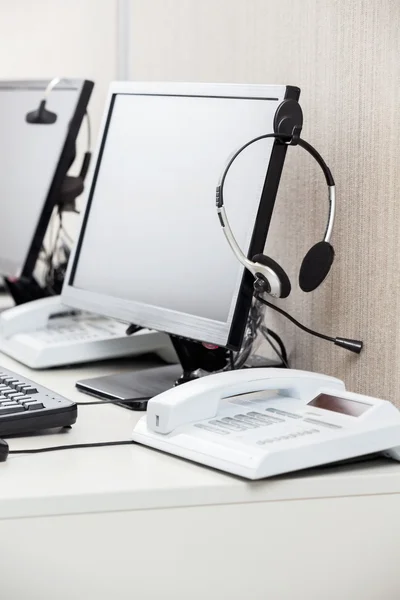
[
  {"x1": 0, "y1": 296, "x2": 176, "y2": 369},
  {"x1": 132, "y1": 368, "x2": 400, "y2": 479}
]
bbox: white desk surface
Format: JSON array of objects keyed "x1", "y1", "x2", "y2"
[
  {"x1": 2, "y1": 296, "x2": 400, "y2": 599},
  {"x1": 0, "y1": 345, "x2": 400, "y2": 521}
]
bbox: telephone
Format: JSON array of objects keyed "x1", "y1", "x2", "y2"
[
  {"x1": 132, "y1": 368, "x2": 400, "y2": 479},
  {"x1": 0, "y1": 296, "x2": 176, "y2": 369}
]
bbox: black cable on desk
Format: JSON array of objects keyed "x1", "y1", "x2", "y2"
[
  {"x1": 75, "y1": 397, "x2": 151, "y2": 406},
  {"x1": 9, "y1": 440, "x2": 135, "y2": 455},
  {"x1": 7, "y1": 343, "x2": 289, "y2": 457}
]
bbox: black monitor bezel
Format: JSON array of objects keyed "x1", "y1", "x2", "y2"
[
  {"x1": 0, "y1": 79, "x2": 94, "y2": 279},
  {"x1": 68, "y1": 85, "x2": 300, "y2": 351}
]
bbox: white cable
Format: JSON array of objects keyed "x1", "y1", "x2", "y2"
[{"x1": 44, "y1": 77, "x2": 61, "y2": 99}]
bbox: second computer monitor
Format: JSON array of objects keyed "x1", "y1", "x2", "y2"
[
  {"x1": 0, "y1": 79, "x2": 93, "y2": 280},
  {"x1": 63, "y1": 82, "x2": 299, "y2": 350}
]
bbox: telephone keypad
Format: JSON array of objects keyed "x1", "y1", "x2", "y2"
[
  {"x1": 265, "y1": 408, "x2": 302, "y2": 419},
  {"x1": 198, "y1": 404, "x2": 326, "y2": 447},
  {"x1": 201, "y1": 406, "x2": 320, "y2": 442},
  {"x1": 256, "y1": 428, "x2": 320, "y2": 446}
]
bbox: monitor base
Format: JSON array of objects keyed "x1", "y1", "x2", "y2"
[
  {"x1": 75, "y1": 336, "x2": 231, "y2": 410},
  {"x1": 5, "y1": 275, "x2": 53, "y2": 305},
  {"x1": 76, "y1": 364, "x2": 183, "y2": 411}
]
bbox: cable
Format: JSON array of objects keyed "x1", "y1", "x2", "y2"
[
  {"x1": 256, "y1": 294, "x2": 335, "y2": 343},
  {"x1": 75, "y1": 397, "x2": 150, "y2": 406},
  {"x1": 261, "y1": 326, "x2": 290, "y2": 368},
  {"x1": 53, "y1": 213, "x2": 63, "y2": 253},
  {"x1": 43, "y1": 208, "x2": 75, "y2": 293},
  {"x1": 44, "y1": 225, "x2": 62, "y2": 294},
  {"x1": 263, "y1": 332, "x2": 286, "y2": 366},
  {"x1": 44, "y1": 77, "x2": 61, "y2": 99},
  {"x1": 60, "y1": 223, "x2": 74, "y2": 246},
  {"x1": 8, "y1": 399, "x2": 150, "y2": 456},
  {"x1": 85, "y1": 110, "x2": 92, "y2": 151},
  {"x1": 9, "y1": 440, "x2": 134, "y2": 455},
  {"x1": 264, "y1": 327, "x2": 289, "y2": 366},
  {"x1": 42, "y1": 208, "x2": 62, "y2": 293},
  {"x1": 260, "y1": 325, "x2": 289, "y2": 366},
  {"x1": 230, "y1": 301, "x2": 263, "y2": 370},
  {"x1": 8, "y1": 334, "x2": 290, "y2": 457}
]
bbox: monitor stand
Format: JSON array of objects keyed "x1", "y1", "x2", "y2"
[
  {"x1": 4, "y1": 275, "x2": 52, "y2": 305},
  {"x1": 5, "y1": 170, "x2": 82, "y2": 306},
  {"x1": 75, "y1": 337, "x2": 230, "y2": 411}
]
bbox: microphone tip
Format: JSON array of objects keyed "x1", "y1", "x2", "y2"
[{"x1": 334, "y1": 337, "x2": 363, "y2": 354}]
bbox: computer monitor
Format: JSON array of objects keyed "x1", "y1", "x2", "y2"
[
  {"x1": 63, "y1": 82, "x2": 299, "y2": 400},
  {"x1": 0, "y1": 79, "x2": 93, "y2": 295}
]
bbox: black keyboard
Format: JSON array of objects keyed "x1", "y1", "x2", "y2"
[{"x1": 0, "y1": 367, "x2": 77, "y2": 437}]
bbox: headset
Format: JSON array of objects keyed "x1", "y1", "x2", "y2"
[
  {"x1": 216, "y1": 99, "x2": 363, "y2": 354},
  {"x1": 216, "y1": 102, "x2": 335, "y2": 298},
  {"x1": 26, "y1": 77, "x2": 92, "y2": 212}
]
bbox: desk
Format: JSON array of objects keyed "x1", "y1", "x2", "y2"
[{"x1": 0, "y1": 354, "x2": 400, "y2": 599}]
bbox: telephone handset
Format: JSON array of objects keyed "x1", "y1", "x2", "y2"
[
  {"x1": 133, "y1": 368, "x2": 400, "y2": 480},
  {"x1": 146, "y1": 368, "x2": 344, "y2": 434}
]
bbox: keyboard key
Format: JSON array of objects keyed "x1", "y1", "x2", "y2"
[
  {"x1": 14, "y1": 383, "x2": 28, "y2": 392},
  {"x1": 0, "y1": 405, "x2": 24, "y2": 414},
  {"x1": 26, "y1": 403, "x2": 44, "y2": 411},
  {"x1": 22, "y1": 387, "x2": 38, "y2": 395},
  {"x1": 5, "y1": 392, "x2": 23, "y2": 399},
  {"x1": 2, "y1": 389, "x2": 17, "y2": 396},
  {"x1": 2, "y1": 378, "x2": 19, "y2": 385}
]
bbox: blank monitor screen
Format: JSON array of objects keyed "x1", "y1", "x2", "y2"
[
  {"x1": 64, "y1": 82, "x2": 297, "y2": 348},
  {"x1": 0, "y1": 80, "x2": 92, "y2": 277}
]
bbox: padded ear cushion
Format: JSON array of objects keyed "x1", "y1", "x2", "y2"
[
  {"x1": 299, "y1": 241, "x2": 335, "y2": 292},
  {"x1": 60, "y1": 175, "x2": 84, "y2": 200},
  {"x1": 252, "y1": 254, "x2": 291, "y2": 298}
]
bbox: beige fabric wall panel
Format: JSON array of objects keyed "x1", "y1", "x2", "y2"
[
  {"x1": 0, "y1": 0, "x2": 117, "y2": 140},
  {"x1": 0, "y1": 0, "x2": 118, "y2": 238},
  {"x1": 129, "y1": 0, "x2": 400, "y2": 402}
]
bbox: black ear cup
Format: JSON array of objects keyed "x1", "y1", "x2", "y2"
[
  {"x1": 252, "y1": 254, "x2": 291, "y2": 298},
  {"x1": 58, "y1": 175, "x2": 84, "y2": 212},
  {"x1": 60, "y1": 175, "x2": 84, "y2": 199},
  {"x1": 299, "y1": 241, "x2": 335, "y2": 292}
]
